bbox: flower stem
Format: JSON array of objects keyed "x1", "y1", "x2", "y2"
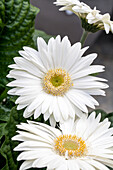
[{"x1": 80, "y1": 30, "x2": 89, "y2": 47}]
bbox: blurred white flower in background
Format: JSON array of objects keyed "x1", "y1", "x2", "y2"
[{"x1": 54, "y1": 0, "x2": 113, "y2": 34}]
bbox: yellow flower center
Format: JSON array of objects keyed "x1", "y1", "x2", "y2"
[
  {"x1": 43, "y1": 68, "x2": 73, "y2": 96},
  {"x1": 54, "y1": 134, "x2": 87, "y2": 158}
]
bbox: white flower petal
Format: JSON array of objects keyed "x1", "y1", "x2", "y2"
[
  {"x1": 69, "y1": 53, "x2": 97, "y2": 75},
  {"x1": 64, "y1": 42, "x2": 81, "y2": 71},
  {"x1": 17, "y1": 150, "x2": 53, "y2": 161},
  {"x1": 34, "y1": 105, "x2": 42, "y2": 119},
  {"x1": 77, "y1": 159, "x2": 95, "y2": 170},
  {"x1": 13, "y1": 57, "x2": 44, "y2": 78},
  {"x1": 60, "y1": 117, "x2": 74, "y2": 134},
  {"x1": 14, "y1": 141, "x2": 52, "y2": 151},
  {"x1": 41, "y1": 95, "x2": 53, "y2": 114},
  {"x1": 86, "y1": 159, "x2": 109, "y2": 170},
  {"x1": 23, "y1": 107, "x2": 34, "y2": 118},
  {"x1": 49, "y1": 114, "x2": 56, "y2": 127},
  {"x1": 71, "y1": 65, "x2": 105, "y2": 80},
  {"x1": 52, "y1": 96, "x2": 62, "y2": 122},
  {"x1": 66, "y1": 90, "x2": 88, "y2": 113},
  {"x1": 57, "y1": 96, "x2": 69, "y2": 120},
  {"x1": 19, "y1": 47, "x2": 46, "y2": 72},
  {"x1": 20, "y1": 160, "x2": 33, "y2": 170},
  {"x1": 17, "y1": 104, "x2": 28, "y2": 110},
  {"x1": 67, "y1": 160, "x2": 80, "y2": 170},
  {"x1": 44, "y1": 110, "x2": 50, "y2": 121},
  {"x1": 27, "y1": 92, "x2": 47, "y2": 112},
  {"x1": 104, "y1": 23, "x2": 110, "y2": 34},
  {"x1": 60, "y1": 36, "x2": 71, "y2": 67},
  {"x1": 32, "y1": 154, "x2": 57, "y2": 168},
  {"x1": 27, "y1": 120, "x2": 61, "y2": 137}
]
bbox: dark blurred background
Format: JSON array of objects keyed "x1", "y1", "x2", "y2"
[{"x1": 31, "y1": 0, "x2": 113, "y2": 113}]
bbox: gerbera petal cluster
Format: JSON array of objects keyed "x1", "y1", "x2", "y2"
[
  {"x1": 54, "y1": 0, "x2": 80, "y2": 11},
  {"x1": 7, "y1": 35, "x2": 108, "y2": 126},
  {"x1": 12, "y1": 112, "x2": 113, "y2": 170},
  {"x1": 54, "y1": 0, "x2": 113, "y2": 34}
]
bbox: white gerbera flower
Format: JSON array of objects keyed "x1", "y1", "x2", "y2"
[
  {"x1": 7, "y1": 36, "x2": 108, "y2": 126},
  {"x1": 12, "y1": 112, "x2": 113, "y2": 170},
  {"x1": 54, "y1": 0, "x2": 113, "y2": 34},
  {"x1": 54, "y1": 1, "x2": 101, "y2": 33}
]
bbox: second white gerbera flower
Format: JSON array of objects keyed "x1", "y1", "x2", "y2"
[
  {"x1": 7, "y1": 36, "x2": 108, "y2": 125},
  {"x1": 12, "y1": 112, "x2": 113, "y2": 170}
]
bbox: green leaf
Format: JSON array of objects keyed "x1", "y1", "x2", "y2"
[
  {"x1": 0, "y1": 0, "x2": 5, "y2": 35},
  {"x1": 0, "y1": 123, "x2": 6, "y2": 140},
  {"x1": 0, "y1": 0, "x2": 40, "y2": 78},
  {"x1": 33, "y1": 29, "x2": 53, "y2": 48},
  {"x1": 0, "y1": 106, "x2": 26, "y2": 170},
  {"x1": 0, "y1": 105, "x2": 10, "y2": 122},
  {"x1": 0, "y1": 89, "x2": 8, "y2": 102}
]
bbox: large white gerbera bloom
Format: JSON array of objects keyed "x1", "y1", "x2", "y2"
[
  {"x1": 7, "y1": 36, "x2": 108, "y2": 126},
  {"x1": 12, "y1": 112, "x2": 113, "y2": 170}
]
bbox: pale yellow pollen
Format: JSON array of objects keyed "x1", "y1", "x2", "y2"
[
  {"x1": 43, "y1": 68, "x2": 73, "y2": 96},
  {"x1": 54, "y1": 134, "x2": 87, "y2": 158}
]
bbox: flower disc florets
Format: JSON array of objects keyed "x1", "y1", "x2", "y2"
[
  {"x1": 54, "y1": 134, "x2": 87, "y2": 158},
  {"x1": 43, "y1": 68, "x2": 73, "y2": 96}
]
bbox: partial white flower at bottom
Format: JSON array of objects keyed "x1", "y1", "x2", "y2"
[{"x1": 12, "y1": 112, "x2": 113, "y2": 170}]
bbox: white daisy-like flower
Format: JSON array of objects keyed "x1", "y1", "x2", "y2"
[
  {"x1": 7, "y1": 36, "x2": 108, "y2": 126},
  {"x1": 54, "y1": 0, "x2": 113, "y2": 34},
  {"x1": 12, "y1": 112, "x2": 113, "y2": 170},
  {"x1": 54, "y1": 1, "x2": 101, "y2": 33}
]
